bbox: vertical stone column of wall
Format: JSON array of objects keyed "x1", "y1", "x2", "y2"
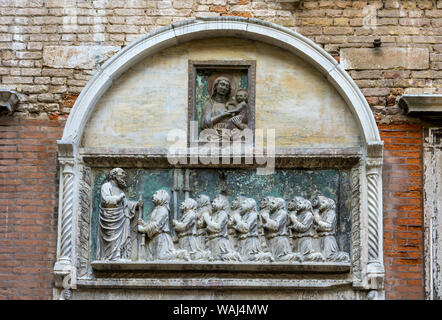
[
  {"x1": 53, "y1": 142, "x2": 76, "y2": 298},
  {"x1": 365, "y1": 142, "x2": 385, "y2": 292},
  {"x1": 57, "y1": 160, "x2": 74, "y2": 266},
  {"x1": 423, "y1": 128, "x2": 442, "y2": 299}
]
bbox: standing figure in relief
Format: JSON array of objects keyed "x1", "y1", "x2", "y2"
[
  {"x1": 262, "y1": 197, "x2": 302, "y2": 262},
  {"x1": 97, "y1": 168, "x2": 143, "y2": 262},
  {"x1": 288, "y1": 197, "x2": 324, "y2": 262},
  {"x1": 138, "y1": 190, "x2": 189, "y2": 261},
  {"x1": 233, "y1": 198, "x2": 274, "y2": 262},
  {"x1": 312, "y1": 196, "x2": 350, "y2": 262},
  {"x1": 203, "y1": 194, "x2": 242, "y2": 262},
  {"x1": 227, "y1": 196, "x2": 246, "y2": 249},
  {"x1": 172, "y1": 198, "x2": 211, "y2": 261}
]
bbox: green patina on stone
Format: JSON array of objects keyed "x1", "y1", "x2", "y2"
[{"x1": 90, "y1": 168, "x2": 352, "y2": 259}]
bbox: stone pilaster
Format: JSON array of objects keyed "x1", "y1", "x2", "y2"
[
  {"x1": 54, "y1": 141, "x2": 76, "y2": 291},
  {"x1": 365, "y1": 142, "x2": 384, "y2": 290}
]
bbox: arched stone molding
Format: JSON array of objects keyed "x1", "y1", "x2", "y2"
[
  {"x1": 55, "y1": 17, "x2": 384, "y2": 299},
  {"x1": 62, "y1": 17, "x2": 380, "y2": 147}
]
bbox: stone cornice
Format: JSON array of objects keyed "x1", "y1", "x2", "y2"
[{"x1": 399, "y1": 94, "x2": 442, "y2": 123}]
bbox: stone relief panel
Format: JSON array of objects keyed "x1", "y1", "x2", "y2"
[
  {"x1": 90, "y1": 168, "x2": 351, "y2": 264},
  {"x1": 188, "y1": 61, "x2": 255, "y2": 144}
]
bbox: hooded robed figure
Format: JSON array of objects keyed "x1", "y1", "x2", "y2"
[{"x1": 138, "y1": 189, "x2": 189, "y2": 261}]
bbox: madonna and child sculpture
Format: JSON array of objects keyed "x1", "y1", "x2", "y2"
[
  {"x1": 201, "y1": 75, "x2": 249, "y2": 141},
  {"x1": 96, "y1": 168, "x2": 350, "y2": 264}
]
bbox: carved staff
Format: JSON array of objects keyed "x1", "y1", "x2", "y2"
[
  {"x1": 173, "y1": 169, "x2": 179, "y2": 221},
  {"x1": 184, "y1": 169, "x2": 190, "y2": 200},
  {"x1": 138, "y1": 193, "x2": 145, "y2": 261}
]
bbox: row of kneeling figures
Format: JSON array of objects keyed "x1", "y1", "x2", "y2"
[{"x1": 137, "y1": 190, "x2": 350, "y2": 263}]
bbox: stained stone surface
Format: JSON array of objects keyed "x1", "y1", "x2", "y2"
[
  {"x1": 90, "y1": 168, "x2": 352, "y2": 261},
  {"x1": 91, "y1": 261, "x2": 351, "y2": 273},
  {"x1": 82, "y1": 38, "x2": 362, "y2": 149},
  {"x1": 340, "y1": 47, "x2": 429, "y2": 70},
  {"x1": 66, "y1": 287, "x2": 371, "y2": 300},
  {"x1": 43, "y1": 46, "x2": 121, "y2": 69}
]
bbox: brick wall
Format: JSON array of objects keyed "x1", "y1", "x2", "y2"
[
  {"x1": 380, "y1": 123, "x2": 424, "y2": 299},
  {"x1": 0, "y1": 0, "x2": 438, "y2": 299},
  {"x1": 0, "y1": 117, "x2": 63, "y2": 299},
  {"x1": 1, "y1": 0, "x2": 441, "y2": 119}
]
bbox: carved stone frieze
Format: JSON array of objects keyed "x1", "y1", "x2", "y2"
[{"x1": 93, "y1": 171, "x2": 352, "y2": 265}]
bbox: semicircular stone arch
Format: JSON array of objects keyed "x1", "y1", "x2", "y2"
[
  {"x1": 54, "y1": 17, "x2": 385, "y2": 300},
  {"x1": 63, "y1": 17, "x2": 380, "y2": 147}
]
